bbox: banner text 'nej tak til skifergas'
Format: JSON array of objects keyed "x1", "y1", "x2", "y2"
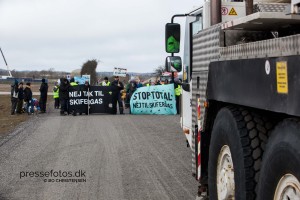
[{"x1": 68, "y1": 86, "x2": 115, "y2": 114}]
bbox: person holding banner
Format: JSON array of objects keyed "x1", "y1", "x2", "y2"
[
  {"x1": 111, "y1": 76, "x2": 124, "y2": 114},
  {"x1": 59, "y1": 78, "x2": 70, "y2": 116},
  {"x1": 125, "y1": 79, "x2": 137, "y2": 113},
  {"x1": 102, "y1": 77, "x2": 110, "y2": 86}
]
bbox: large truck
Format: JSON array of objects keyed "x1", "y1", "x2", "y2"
[{"x1": 165, "y1": 0, "x2": 300, "y2": 199}]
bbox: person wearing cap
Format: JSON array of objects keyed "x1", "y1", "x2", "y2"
[
  {"x1": 111, "y1": 76, "x2": 124, "y2": 114},
  {"x1": 102, "y1": 77, "x2": 110, "y2": 86},
  {"x1": 39, "y1": 78, "x2": 48, "y2": 113}
]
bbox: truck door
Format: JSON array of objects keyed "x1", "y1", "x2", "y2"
[{"x1": 181, "y1": 12, "x2": 202, "y2": 147}]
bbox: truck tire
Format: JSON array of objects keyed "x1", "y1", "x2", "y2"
[
  {"x1": 257, "y1": 120, "x2": 300, "y2": 200},
  {"x1": 208, "y1": 106, "x2": 272, "y2": 200}
]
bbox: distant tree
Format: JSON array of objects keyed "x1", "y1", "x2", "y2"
[
  {"x1": 154, "y1": 65, "x2": 165, "y2": 78},
  {"x1": 81, "y1": 59, "x2": 98, "y2": 85}
]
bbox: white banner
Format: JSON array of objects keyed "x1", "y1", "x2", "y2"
[{"x1": 113, "y1": 67, "x2": 127, "y2": 77}]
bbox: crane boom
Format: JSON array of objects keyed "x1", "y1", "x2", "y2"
[{"x1": 0, "y1": 48, "x2": 12, "y2": 77}]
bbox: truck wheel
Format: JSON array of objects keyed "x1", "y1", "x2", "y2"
[
  {"x1": 257, "y1": 120, "x2": 300, "y2": 200},
  {"x1": 208, "y1": 107, "x2": 272, "y2": 200}
]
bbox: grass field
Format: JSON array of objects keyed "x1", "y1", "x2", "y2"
[
  {"x1": 0, "y1": 83, "x2": 53, "y2": 136},
  {"x1": 0, "y1": 95, "x2": 28, "y2": 136}
]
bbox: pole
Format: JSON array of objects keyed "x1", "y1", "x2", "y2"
[{"x1": 87, "y1": 87, "x2": 90, "y2": 115}]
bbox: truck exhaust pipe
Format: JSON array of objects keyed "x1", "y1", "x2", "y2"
[
  {"x1": 246, "y1": 0, "x2": 253, "y2": 15},
  {"x1": 210, "y1": 0, "x2": 221, "y2": 25}
]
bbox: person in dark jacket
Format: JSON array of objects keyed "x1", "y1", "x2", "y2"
[
  {"x1": 39, "y1": 78, "x2": 48, "y2": 113},
  {"x1": 24, "y1": 82, "x2": 33, "y2": 114},
  {"x1": 59, "y1": 78, "x2": 70, "y2": 115},
  {"x1": 11, "y1": 79, "x2": 19, "y2": 115},
  {"x1": 125, "y1": 79, "x2": 137, "y2": 113},
  {"x1": 111, "y1": 76, "x2": 124, "y2": 114},
  {"x1": 16, "y1": 82, "x2": 24, "y2": 114}
]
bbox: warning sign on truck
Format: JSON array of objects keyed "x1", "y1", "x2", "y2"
[
  {"x1": 276, "y1": 61, "x2": 288, "y2": 94},
  {"x1": 221, "y1": 7, "x2": 228, "y2": 15},
  {"x1": 228, "y1": 7, "x2": 237, "y2": 15}
]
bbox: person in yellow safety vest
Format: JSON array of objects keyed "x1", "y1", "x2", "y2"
[
  {"x1": 53, "y1": 81, "x2": 60, "y2": 109},
  {"x1": 146, "y1": 79, "x2": 151, "y2": 87},
  {"x1": 70, "y1": 78, "x2": 78, "y2": 86},
  {"x1": 102, "y1": 77, "x2": 113, "y2": 96},
  {"x1": 174, "y1": 78, "x2": 182, "y2": 114},
  {"x1": 102, "y1": 77, "x2": 111, "y2": 86}
]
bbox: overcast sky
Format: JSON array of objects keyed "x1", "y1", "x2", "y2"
[{"x1": 0, "y1": 0, "x2": 200, "y2": 73}]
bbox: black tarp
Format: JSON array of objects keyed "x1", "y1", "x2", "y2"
[{"x1": 68, "y1": 85, "x2": 116, "y2": 114}]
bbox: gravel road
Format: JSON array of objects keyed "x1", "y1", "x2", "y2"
[{"x1": 0, "y1": 108, "x2": 197, "y2": 200}]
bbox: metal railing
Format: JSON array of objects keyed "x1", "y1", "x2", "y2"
[{"x1": 220, "y1": 34, "x2": 300, "y2": 60}]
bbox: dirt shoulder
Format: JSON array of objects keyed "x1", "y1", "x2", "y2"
[
  {"x1": 0, "y1": 95, "x2": 53, "y2": 137},
  {"x1": 0, "y1": 95, "x2": 28, "y2": 136}
]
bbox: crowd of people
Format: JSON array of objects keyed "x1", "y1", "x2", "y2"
[
  {"x1": 10, "y1": 76, "x2": 182, "y2": 116},
  {"x1": 10, "y1": 78, "x2": 48, "y2": 115}
]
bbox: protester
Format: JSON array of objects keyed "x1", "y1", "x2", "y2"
[
  {"x1": 11, "y1": 80, "x2": 19, "y2": 115},
  {"x1": 16, "y1": 82, "x2": 24, "y2": 114},
  {"x1": 125, "y1": 79, "x2": 137, "y2": 113},
  {"x1": 155, "y1": 80, "x2": 161, "y2": 85},
  {"x1": 59, "y1": 78, "x2": 70, "y2": 116},
  {"x1": 39, "y1": 78, "x2": 48, "y2": 113},
  {"x1": 102, "y1": 77, "x2": 110, "y2": 86},
  {"x1": 70, "y1": 78, "x2": 78, "y2": 86},
  {"x1": 24, "y1": 82, "x2": 33, "y2": 114},
  {"x1": 111, "y1": 76, "x2": 124, "y2": 114},
  {"x1": 164, "y1": 79, "x2": 169, "y2": 85},
  {"x1": 53, "y1": 81, "x2": 60, "y2": 109},
  {"x1": 70, "y1": 78, "x2": 79, "y2": 114},
  {"x1": 136, "y1": 79, "x2": 143, "y2": 88}
]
